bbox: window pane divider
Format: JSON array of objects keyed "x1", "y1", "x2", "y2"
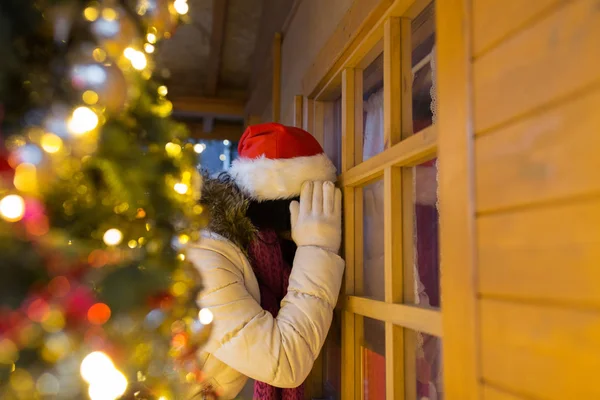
[
  {"x1": 345, "y1": 296, "x2": 442, "y2": 337},
  {"x1": 339, "y1": 124, "x2": 437, "y2": 188}
]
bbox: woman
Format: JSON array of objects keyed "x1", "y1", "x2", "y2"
[{"x1": 186, "y1": 123, "x2": 344, "y2": 399}]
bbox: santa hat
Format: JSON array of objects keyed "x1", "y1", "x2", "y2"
[{"x1": 228, "y1": 122, "x2": 337, "y2": 201}]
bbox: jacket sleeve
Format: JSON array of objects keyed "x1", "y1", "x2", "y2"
[{"x1": 188, "y1": 242, "x2": 344, "y2": 388}]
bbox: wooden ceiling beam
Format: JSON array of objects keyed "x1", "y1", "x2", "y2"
[
  {"x1": 205, "y1": 0, "x2": 229, "y2": 96},
  {"x1": 187, "y1": 122, "x2": 244, "y2": 142},
  {"x1": 172, "y1": 97, "x2": 245, "y2": 118}
]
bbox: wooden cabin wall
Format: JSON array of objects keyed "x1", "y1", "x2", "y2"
[
  {"x1": 250, "y1": 0, "x2": 385, "y2": 126},
  {"x1": 439, "y1": 0, "x2": 600, "y2": 399}
]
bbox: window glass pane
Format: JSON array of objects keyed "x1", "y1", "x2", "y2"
[
  {"x1": 363, "y1": 53, "x2": 384, "y2": 161},
  {"x1": 411, "y1": 1, "x2": 436, "y2": 134},
  {"x1": 361, "y1": 317, "x2": 385, "y2": 400},
  {"x1": 362, "y1": 180, "x2": 385, "y2": 301},
  {"x1": 196, "y1": 139, "x2": 237, "y2": 175},
  {"x1": 408, "y1": 329, "x2": 443, "y2": 400},
  {"x1": 408, "y1": 158, "x2": 440, "y2": 308},
  {"x1": 323, "y1": 98, "x2": 342, "y2": 172}
]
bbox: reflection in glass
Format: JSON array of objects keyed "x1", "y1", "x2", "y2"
[
  {"x1": 413, "y1": 330, "x2": 443, "y2": 400},
  {"x1": 362, "y1": 181, "x2": 385, "y2": 301},
  {"x1": 362, "y1": 317, "x2": 385, "y2": 400},
  {"x1": 412, "y1": 158, "x2": 440, "y2": 308}
]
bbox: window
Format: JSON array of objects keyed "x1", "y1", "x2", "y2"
[
  {"x1": 195, "y1": 139, "x2": 238, "y2": 175},
  {"x1": 306, "y1": 1, "x2": 440, "y2": 398}
]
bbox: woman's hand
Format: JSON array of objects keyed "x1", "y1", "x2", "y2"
[{"x1": 290, "y1": 181, "x2": 342, "y2": 253}]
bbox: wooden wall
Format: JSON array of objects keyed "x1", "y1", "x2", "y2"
[
  {"x1": 247, "y1": 0, "x2": 388, "y2": 125},
  {"x1": 438, "y1": 0, "x2": 600, "y2": 399}
]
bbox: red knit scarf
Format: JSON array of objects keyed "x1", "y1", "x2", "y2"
[{"x1": 247, "y1": 229, "x2": 304, "y2": 400}]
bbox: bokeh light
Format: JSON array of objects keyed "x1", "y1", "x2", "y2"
[{"x1": 0, "y1": 194, "x2": 26, "y2": 222}]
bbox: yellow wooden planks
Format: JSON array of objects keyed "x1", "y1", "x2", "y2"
[
  {"x1": 482, "y1": 385, "x2": 527, "y2": 400},
  {"x1": 478, "y1": 197, "x2": 600, "y2": 307},
  {"x1": 346, "y1": 296, "x2": 442, "y2": 337},
  {"x1": 480, "y1": 299, "x2": 600, "y2": 399},
  {"x1": 436, "y1": 0, "x2": 480, "y2": 398},
  {"x1": 472, "y1": 0, "x2": 562, "y2": 57},
  {"x1": 475, "y1": 88, "x2": 600, "y2": 213},
  {"x1": 473, "y1": 0, "x2": 600, "y2": 134}
]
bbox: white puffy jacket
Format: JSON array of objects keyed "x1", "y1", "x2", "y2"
[{"x1": 186, "y1": 230, "x2": 345, "y2": 399}]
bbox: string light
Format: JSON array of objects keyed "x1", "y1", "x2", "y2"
[
  {"x1": 81, "y1": 352, "x2": 128, "y2": 400},
  {"x1": 174, "y1": 183, "x2": 189, "y2": 194},
  {"x1": 82, "y1": 90, "x2": 99, "y2": 105},
  {"x1": 68, "y1": 106, "x2": 98, "y2": 135},
  {"x1": 198, "y1": 308, "x2": 213, "y2": 325},
  {"x1": 41, "y1": 133, "x2": 63, "y2": 153},
  {"x1": 219, "y1": 154, "x2": 226, "y2": 161},
  {"x1": 193, "y1": 143, "x2": 206, "y2": 154},
  {"x1": 173, "y1": 0, "x2": 189, "y2": 15},
  {"x1": 80, "y1": 352, "x2": 114, "y2": 384},
  {"x1": 92, "y1": 48, "x2": 107, "y2": 62},
  {"x1": 103, "y1": 229, "x2": 123, "y2": 246},
  {"x1": 223, "y1": 140, "x2": 230, "y2": 145},
  {"x1": 0, "y1": 194, "x2": 26, "y2": 222},
  {"x1": 101, "y1": 8, "x2": 117, "y2": 21},
  {"x1": 146, "y1": 33, "x2": 157, "y2": 44},
  {"x1": 124, "y1": 47, "x2": 147, "y2": 71},
  {"x1": 83, "y1": 6, "x2": 99, "y2": 21},
  {"x1": 165, "y1": 142, "x2": 181, "y2": 157},
  {"x1": 157, "y1": 85, "x2": 168, "y2": 97},
  {"x1": 144, "y1": 43, "x2": 155, "y2": 54}
]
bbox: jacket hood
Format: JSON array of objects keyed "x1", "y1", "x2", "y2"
[{"x1": 199, "y1": 173, "x2": 257, "y2": 251}]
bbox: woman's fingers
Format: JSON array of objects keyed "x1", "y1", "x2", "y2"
[
  {"x1": 290, "y1": 200, "x2": 300, "y2": 229},
  {"x1": 334, "y1": 188, "x2": 342, "y2": 218},
  {"x1": 300, "y1": 181, "x2": 313, "y2": 214},
  {"x1": 312, "y1": 181, "x2": 323, "y2": 214},
  {"x1": 323, "y1": 181, "x2": 335, "y2": 214}
]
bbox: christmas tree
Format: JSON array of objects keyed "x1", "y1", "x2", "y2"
[{"x1": 0, "y1": 0, "x2": 211, "y2": 398}]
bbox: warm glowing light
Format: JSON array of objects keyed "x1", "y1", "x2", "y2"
[
  {"x1": 144, "y1": 43, "x2": 155, "y2": 54},
  {"x1": 174, "y1": 183, "x2": 189, "y2": 194},
  {"x1": 219, "y1": 154, "x2": 226, "y2": 161},
  {"x1": 83, "y1": 90, "x2": 99, "y2": 105},
  {"x1": 128, "y1": 240, "x2": 138, "y2": 249},
  {"x1": 101, "y1": 8, "x2": 118, "y2": 21},
  {"x1": 124, "y1": 47, "x2": 147, "y2": 71},
  {"x1": 146, "y1": 33, "x2": 157, "y2": 44},
  {"x1": 88, "y1": 303, "x2": 111, "y2": 325},
  {"x1": 223, "y1": 140, "x2": 230, "y2": 145},
  {"x1": 177, "y1": 253, "x2": 186, "y2": 261},
  {"x1": 80, "y1": 352, "x2": 114, "y2": 384},
  {"x1": 92, "y1": 48, "x2": 107, "y2": 62},
  {"x1": 174, "y1": 0, "x2": 189, "y2": 15},
  {"x1": 83, "y1": 7, "x2": 99, "y2": 21},
  {"x1": 41, "y1": 133, "x2": 63, "y2": 153},
  {"x1": 157, "y1": 85, "x2": 168, "y2": 96},
  {"x1": 193, "y1": 143, "x2": 206, "y2": 154},
  {"x1": 68, "y1": 107, "x2": 98, "y2": 135},
  {"x1": 103, "y1": 229, "x2": 123, "y2": 246},
  {"x1": 86, "y1": 370, "x2": 128, "y2": 400},
  {"x1": 123, "y1": 47, "x2": 136, "y2": 59},
  {"x1": 0, "y1": 195, "x2": 26, "y2": 222},
  {"x1": 165, "y1": 142, "x2": 181, "y2": 157},
  {"x1": 198, "y1": 308, "x2": 214, "y2": 325},
  {"x1": 14, "y1": 163, "x2": 38, "y2": 193},
  {"x1": 178, "y1": 234, "x2": 190, "y2": 244}
]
